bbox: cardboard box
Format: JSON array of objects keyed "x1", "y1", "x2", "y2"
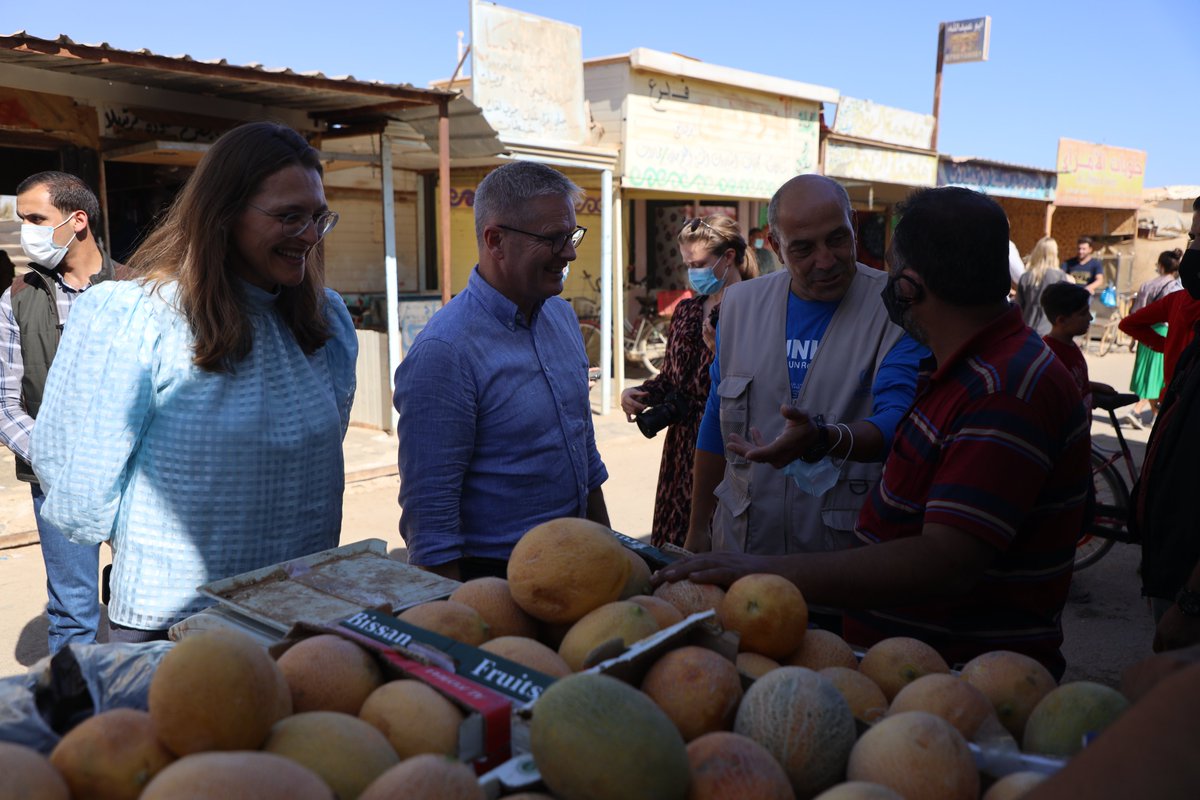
[{"x1": 273, "y1": 617, "x2": 522, "y2": 772}]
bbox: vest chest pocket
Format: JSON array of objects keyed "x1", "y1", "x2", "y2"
[{"x1": 716, "y1": 375, "x2": 752, "y2": 455}]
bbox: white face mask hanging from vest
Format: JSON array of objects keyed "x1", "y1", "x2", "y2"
[{"x1": 20, "y1": 215, "x2": 78, "y2": 269}]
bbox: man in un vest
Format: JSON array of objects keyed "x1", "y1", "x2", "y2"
[
  {"x1": 4, "y1": 171, "x2": 124, "y2": 653},
  {"x1": 685, "y1": 174, "x2": 925, "y2": 565}
]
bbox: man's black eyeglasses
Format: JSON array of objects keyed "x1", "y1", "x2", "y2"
[{"x1": 498, "y1": 224, "x2": 587, "y2": 255}]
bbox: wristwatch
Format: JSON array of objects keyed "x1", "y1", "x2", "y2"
[
  {"x1": 1176, "y1": 589, "x2": 1200, "y2": 617},
  {"x1": 801, "y1": 417, "x2": 831, "y2": 463}
]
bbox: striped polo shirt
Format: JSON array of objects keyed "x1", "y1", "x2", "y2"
[{"x1": 845, "y1": 306, "x2": 1090, "y2": 679}]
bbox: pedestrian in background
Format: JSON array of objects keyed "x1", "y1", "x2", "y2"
[
  {"x1": 621, "y1": 215, "x2": 757, "y2": 548},
  {"x1": 3, "y1": 171, "x2": 124, "y2": 654},
  {"x1": 1125, "y1": 248, "x2": 1183, "y2": 428},
  {"x1": 749, "y1": 226, "x2": 778, "y2": 274},
  {"x1": 1015, "y1": 236, "x2": 1068, "y2": 335},
  {"x1": 31, "y1": 122, "x2": 357, "y2": 641}
]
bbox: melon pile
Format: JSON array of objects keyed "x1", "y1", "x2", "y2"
[{"x1": 0, "y1": 517, "x2": 1134, "y2": 800}]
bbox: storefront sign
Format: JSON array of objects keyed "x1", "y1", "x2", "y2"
[
  {"x1": 622, "y1": 92, "x2": 819, "y2": 199},
  {"x1": 98, "y1": 104, "x2": 222, "y2": 143},
  {"x1": 470, "y1": 1, "x2": 587, "y2": 145},
  {"x1": 833, "y1": 98, "x2": 934, "y2": 150},
  {"x1": 942, "y1": 17, "x2": 992, "y2": 64},
  {"x1": 1055, "y1": 138, "x2": 1146, "y2": 209},
  {"x1": 825, "y1": 142, "x2": 937, "y2": 188},
  {"x1": 938, "y1": 160, "x2": 1055, "y2": 201}
]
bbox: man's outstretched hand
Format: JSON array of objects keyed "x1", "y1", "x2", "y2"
[
  {"x1": 651, "y1": 552, "x2": 779, "y2": 589},
  {"x1": 727, "y1": 405, "x2": 820, "y2": 469}
]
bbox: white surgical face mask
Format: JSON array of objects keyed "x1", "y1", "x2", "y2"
[
  {"x1": 753, "y1": 238, "x2": 765, "y2": 249},
  {"x1": 21, "y1": 215, "x2": 77, "y2": 269},
  {"x1": 782, "y1": 455, "x2": 841, "y2": 496}
]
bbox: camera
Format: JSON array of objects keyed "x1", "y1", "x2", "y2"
[{"x1": 636, "y1": 390, "x2": 688, "y2": 439}]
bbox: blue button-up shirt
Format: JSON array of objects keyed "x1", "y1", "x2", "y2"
[{"x1": 394, "y1": 267, "x2": 607, "y2": 567}]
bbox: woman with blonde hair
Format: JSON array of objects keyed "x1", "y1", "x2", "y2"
[
  {"x1": 620, "y1": 214, "x2": 757, "y2": 547},
  {"x1": 1016, "y1": 236, "x2": 1069, "y2": 335},
  {"x1": 32, "y1": 122, "x2": 357, "y2": 641}
]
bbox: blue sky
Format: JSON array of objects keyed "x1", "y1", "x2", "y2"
[{"x1": 8, "y1": 0, "x2": 1198, "y2": 186}]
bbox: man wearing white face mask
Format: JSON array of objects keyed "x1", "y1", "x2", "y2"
[{"x1": 4, "y1": 171, "x2": 125, "y2": 653}]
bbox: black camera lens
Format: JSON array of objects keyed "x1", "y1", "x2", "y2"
[
  {"x1": 634, "y1": 390, "x2": 687, "y2": 439},
  {"x1": 636, "y1": 405, "x2": 674, "y2": 439}
]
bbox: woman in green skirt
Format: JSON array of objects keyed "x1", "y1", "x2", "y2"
[{"x1": 1127, "y1": 249, "x2": 1183, "y2": 428}]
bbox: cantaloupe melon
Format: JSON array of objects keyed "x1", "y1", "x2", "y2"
[
  {"x1": 734, "y1": 666, "x2": 857, "y2": 799},
  {"x1": 263, "y1": 711, "x2": 399, "y2": 800},
  {"x1": 359, "y1": 680, "x2": 464, "y2": 759},
  {"x1": 846, "y1": 711, "x2": 978, "y2": 800},
  {"x1": 888, "y1": 673, "x2": 994, "y2": 740},
  {"x1": 620, "y1": 547, "x2": 654, "y2": 599},
  {"x1": 508, "y1": 518, "x2": 631, "y2": 624},
  {"x1": 359, "y1": 754, "x2": 484, "y2": 800},
  {"x1": 686, "y1": 731, "x2": 793, "y2": 800},
  {"x1": 450, "y1": 577, "x2": 539, "y2": 639},
  {"x1": 785, "y1": 628, "x2": 859, "y2": 671},
  {"x1": 276, "y1": 634, "x2": 384, "y2": 715},
  {"x1": 628, "y1": 594, "x2": 686, "y2": 629},
  {"x1": 719, "y1": 573, "x2": 808, "y2": 658},
  {"x1": 558, "y1": 600, "x2": 659, "y2": 671},
  {"x1": 0, "y1": 741, "x2": 70, "y2": 800},
  {"x1": 49, "y1": 708, "x2": 175, "y2": 800},
  {"x1": 960, "y1": 650, "x2": 1057, "y2": 740},
  {"x1": 140, "y1": 751, "x2": 333, "y2": 799},
  {"x1": 653, "y1": 579, "x2": 726, "y2": 617},
  {"x1": 1022, "y1": 681, "x2": 1129, "y2": 757},
  {"x1": 820, "y1": 666, "x2": 888, "y2": 723},
  {"x1": 530, "y1": 673, "x2": 690, "y2": 800},
  {"x1": 641, "y1": 646, "x2": 743, "y2": 741},
  {"x1": 736, "y1": 652, "x2": 781, "y2": 679},
  {"x1": 398, "y1": 600, "x2": 491, "y2": 645},
  {"x1": 480, "y1": 635, "x2": 572, "y2": 678},
  {"x1": 149, "y1": 628, "x2": 281, "y2": 755},
  {"x1": 813, "y1": 782, "x2": 905, "y2": 799},
  {"x1": 981, "y1": 771, "x2": 1047, "y2": 800},
  {"x1": 858, "y1": 637, "x2": 949, "y2": 701}
]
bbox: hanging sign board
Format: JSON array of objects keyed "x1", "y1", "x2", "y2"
[{"x1": 942, "y1": 17, "x2": 992, "y2": 64}]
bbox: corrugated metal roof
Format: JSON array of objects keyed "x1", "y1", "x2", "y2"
[
  {"x1": 0, "y1": 31, "x2": 453, "y2": 117},
  {"x1": 939, "y1": 153, "x2": 1055, "y2": 175}
]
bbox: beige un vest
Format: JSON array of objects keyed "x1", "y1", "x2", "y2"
[{"x1": 711, "y1": 265, "x2": 906, "y2": 554}]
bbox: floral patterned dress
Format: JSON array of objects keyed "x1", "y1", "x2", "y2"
[{"x1": 635, "y1": 296, "x2": 714, "y2": 548}]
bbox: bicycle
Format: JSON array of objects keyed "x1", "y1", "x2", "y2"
[
  {"x1": 1076, "y1": 391, "x2": 1141, "y2": 570},
  {"x1": 573, "y1": 271, "x2": 672, "y2": 376}
]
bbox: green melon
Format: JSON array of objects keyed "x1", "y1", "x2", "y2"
[
  {"x1": 1022, "y1": 681, "x2": 1129, "y2": 756},
  {"x1": 530, "y1": 673, "x2": 689, "y2": 800}
]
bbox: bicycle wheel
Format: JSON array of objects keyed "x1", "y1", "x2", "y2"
[
  {"x1": 639, "y1": 317, "x2": 671, "y2": 375},
  {"x1": 578, "y1": 320, "x2": 602, "y2": 369},
  {"x1": 1076, "y1": 450, "x2": 1128, "y2": 571}
]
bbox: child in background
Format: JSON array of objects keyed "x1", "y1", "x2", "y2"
[{"x1": 1040, "y1": 281, "x2": 1117, "y2": 414}]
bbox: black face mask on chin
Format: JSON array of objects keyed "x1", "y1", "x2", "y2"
[{"x1": 1179, "y1": 248, "x2": 1200, "y2": 300}]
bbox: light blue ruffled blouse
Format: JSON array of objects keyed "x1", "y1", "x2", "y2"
[{"x1": 31, "y1": 279, "x2": 357, "y2": 630}]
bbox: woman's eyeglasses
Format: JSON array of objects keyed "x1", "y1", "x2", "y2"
[
  {"x1": 249, "y1": 205, "x2": 340, "y2": 239},
  {"x1": 498, "y1": 224, "x2": 587, "y2": 255}
]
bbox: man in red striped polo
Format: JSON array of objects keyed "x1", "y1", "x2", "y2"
[{"x1": 654, "y1": 187, "x2": 1089, "y2": 679}]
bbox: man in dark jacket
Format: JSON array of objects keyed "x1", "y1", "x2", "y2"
[{"x1": 4, "y1": 171, "x2": 123, "y2": 653}]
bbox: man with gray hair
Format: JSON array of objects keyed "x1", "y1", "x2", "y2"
[
  {"x1": 394, "y1": 161, "x2": 609, "y2": 580},
  {"x1": 686, "y1": 175, "x2": 925, "y2": 590}
]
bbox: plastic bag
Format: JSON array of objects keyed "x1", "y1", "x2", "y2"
[
  {"x1": 1100, "y1": 285, "x2": 1118, "y2": 308},
  {"x1": 0, "y1": 641, "x2": 172, "y2": 752}
]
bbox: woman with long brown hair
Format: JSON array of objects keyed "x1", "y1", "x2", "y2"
[
  {"x1": 31, "y1": 122, "x2": 357, "y2": 641},
  {"x1": 620, "y1": 214, "x2": 757, "y2": 547}
]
